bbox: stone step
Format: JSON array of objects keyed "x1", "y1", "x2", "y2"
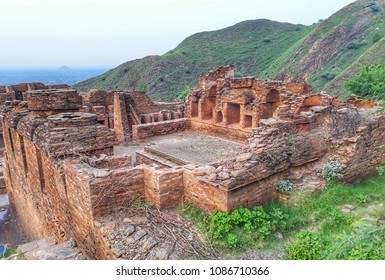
[
  {"x1": 17, "y1": 238, "x2": 83, "y2": 260},
  {"x1": 136, "y1": 151, "x2": 178, "y2": 168},
  {"x1": 144, "y1": 146, "x2": 188, "y2": 165}
]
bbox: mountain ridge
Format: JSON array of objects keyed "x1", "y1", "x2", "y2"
[{"x1": 74, "y1": 0, "x2": 385, "y2": 101}]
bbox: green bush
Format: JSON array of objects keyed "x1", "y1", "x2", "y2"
[
  {"x1": 205, "y1": 206, "x2": 288, "y2": 248},
  {"x1": 177, "y1": 87, "x2": 192, "y2": 101},
  {"x1": 319, "y1": 161, "x2": 345, "y2": 181},
  {"x1": 277, "y1": 180, "x2": 295, "y2": 193},
  {"x1": 376, "y1": 165, "x2": 385, "y2": 176},
  {"x1": 344, "y1": 64, "x2": 385, "y2": 100},
  {"x1": 286, "y1": 230, "x2": 328, "y2": 260}
]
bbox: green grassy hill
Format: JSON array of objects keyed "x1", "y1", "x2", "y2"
[
  {"x1": 75, "y1": 19, "x2": 313, "y2": 101},
  {"x1": 278, "y1": 0, "x2": 385, "y2": 96},
  {"x1": 75, "y1": 0, "x2": 385, "y2": 101}
]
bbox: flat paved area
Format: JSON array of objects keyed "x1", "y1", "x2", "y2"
[{"x1": 115, "y1": 130, "x2": 243, "y2": 165}]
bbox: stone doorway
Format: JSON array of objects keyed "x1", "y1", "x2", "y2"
[{"x1": 260, "y1": 89, "x2": 280, "y2": 119}]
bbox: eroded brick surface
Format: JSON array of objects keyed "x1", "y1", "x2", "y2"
[{"x1": 1, "y1": 66, "x2": 383, "y2": 259}]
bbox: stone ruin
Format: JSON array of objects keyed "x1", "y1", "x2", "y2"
[{"x1": 1, "y1": 66, "x2": 385, "y2": 259}]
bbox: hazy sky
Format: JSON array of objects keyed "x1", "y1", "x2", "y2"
[{"x1": 0, "y1": 0, "x2": 354, "y2": 69}]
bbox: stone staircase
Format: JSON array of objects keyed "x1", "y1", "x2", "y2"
[
  {"x1": 16, "y1": 237, "x2": 84, "y2": 260},
  {"x1": 136, "y1": 147, "x2": 184, "y2": 168}
]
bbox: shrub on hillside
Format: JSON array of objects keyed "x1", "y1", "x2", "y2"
[
  {"x1": 177, "y1": 87, "x2": 192, "y2": 101},
  {"x1": 344, "y1": 64, "x2": 385, "y2": 100}
]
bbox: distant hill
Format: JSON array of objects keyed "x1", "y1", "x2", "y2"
[
  {"x1": 57, "y1": 65, "x2": 72, "y2": 72},
  {"x1": 74, "y1": 0, "x2": 385, "y2": 101}
]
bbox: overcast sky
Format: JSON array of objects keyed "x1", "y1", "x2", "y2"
[{"x1": 0, "y1": 0, "x2": 354, "y2": 69}]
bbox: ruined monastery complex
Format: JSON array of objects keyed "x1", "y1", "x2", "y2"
[{"x1": 1, "y1": 65, "x2": 384, "y2": 259}]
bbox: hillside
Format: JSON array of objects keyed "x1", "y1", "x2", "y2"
[
  {"x1": 75, "y1": 0, "x2": 385, "y2": 101},
  {"x1": 74, "y1": 20, "x2": 313, "y2": 101},
  {"x1": 277, "y1": 0, "x2": 385, "y2": 94}
]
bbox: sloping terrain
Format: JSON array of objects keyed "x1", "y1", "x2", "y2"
[
  {"x1": 75, "y1": 20, "x2": 313, "y2": 101},
  {"x1": 278, "y1": 0, "x2": 385, "y2": 95},
  {"x1": 75, "y1": 0, "x2": 385, "y2": 101}
]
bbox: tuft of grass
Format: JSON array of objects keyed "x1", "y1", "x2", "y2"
[{"x1": 1, "y1": 247, "x2": 17, "y2": 259}]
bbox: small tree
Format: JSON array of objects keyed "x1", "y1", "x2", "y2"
[{"x1": 344, "y1": 65, "x2": 385, "y2": 100}]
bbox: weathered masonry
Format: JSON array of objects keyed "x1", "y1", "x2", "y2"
[{"x1": 1, "y1": 66, "x2": 385, "y2": 259}]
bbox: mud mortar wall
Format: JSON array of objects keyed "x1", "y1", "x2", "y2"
[
  {"x1": 341, "y1": 115, "x2": 385, "y2": 182},
  {"x1": 189, "y1": 119, "x2": 250, "y2": 142},
  {"x1": 132, "y1": 118, "x2": 189, "y2": 139},
  {"x1": 3, "y1": 127, "x2": 70, "y2": 241},
  {"x1": 183, "y1": 171, "x2": 228, "y2": 212}
]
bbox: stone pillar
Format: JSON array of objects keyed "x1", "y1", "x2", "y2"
[
  {"x1": 240, "y1": 104, "x2": 247, "y2": 128},
  {"x1": 223, "y1": 103, "x2": 229, "y2": 125},
  {"x1": 113, "y1": 93, "x2": 130, "y2": 142},
  {"x1": 198, "y1": 100, "x2": 203, "y2": 120}
]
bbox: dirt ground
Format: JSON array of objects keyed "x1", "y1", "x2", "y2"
[
  {"x1": 114, "y1": 130, "x2": 242, "y2": 165},
  {"x1": 0, "y1": 194, "x2": 29, "y2": 248}
]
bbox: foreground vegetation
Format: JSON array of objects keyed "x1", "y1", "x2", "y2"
[
  {"x1": 180, "y1": 175, "x2": 385, "y2": 260},
  {"x1": 0, "y1": 247, "x2": 17, "y2": 260}
]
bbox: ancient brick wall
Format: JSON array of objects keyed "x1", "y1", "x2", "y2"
[
  {"x1": 337, "y1": 115, "x2": 385, "y2": 182},
  {"x1": 63, "y1": 161, "x2": 97, "y2": 257},
  {"x1": 26, "y1": 89, "x2": 82, "y2": 111},
  {"x1": 128, "y1": 91, "x2": 183, "y2": 114},
  {"x1": 183, "y1": 171, "x2": 228, "y2": 212},
  {"x1": 2, "y1": 127, "x2": 70, "y2": 241},
  {"x1": 0, "y1": 93, "x2": 16, "y2": 105},
  {"x1": 132, "y1": 118, "x2": 189, "y2": 139},
  {"x1": 189, "y1": 119, "x2": 250, "y2": 142},
  {"x1": 90, "y1": 167, "x2": 145, "y2": 216},
  {"x1": 227, "y1": 176, "x2": 283, "y2": 212},
  {"x1": 33, "y1": 112, "x2": 117, "y2": 157},
  {"x1": 136, "y1": 152, "x2": 172, "y2": 168},
  {"x1": 113, "y1": 92, "x2": 130, "y2": 142},
  {"x1": 82, "y1": 90, "x2": 114, "y2": 107},
  {"x1": 143, "y1": 167, "x2": 184, "y2": 210}
]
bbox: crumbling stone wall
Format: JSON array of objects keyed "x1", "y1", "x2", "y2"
[
  {"x1": 185, "y1": 66, "x2": 373, "y2": 141},
  {"x1": 332, "y1": 115, "x2": 385, "y2": 182},
  {"x1": 81, "y1": 89, "x2": 114, "y2": 128},
  {"x1": 132, "y1": 118, "x2": 189, "y2": 140},
  {"x1": 3, "y1": 66, "x2": 385, "y2": 260}
]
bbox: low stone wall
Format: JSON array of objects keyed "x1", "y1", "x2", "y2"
[
  {"x1": 136, "y1": 151, "x2": 174, "y2": 168},
  {"x1": 143, "y1": 167, "x2": 184, "y2": 210},
  {"x1": 189, "y1": 119, "x2": 250, "y2": 142},
  {"x1": 132, "y1": 118, "x2": 189, "y2": 139},
  {"x1": 227, "y1": 175, "x2": 282, "y2": 212},
  {"x1": 340, "y1": 115, "x2": 385, "y2": 182},
  {"x1": 183, "y1": 171, "x2": 228, "y2": 212},
  {"x1": 26, "y1": 89, "x2": 82, "y2": 111}
]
